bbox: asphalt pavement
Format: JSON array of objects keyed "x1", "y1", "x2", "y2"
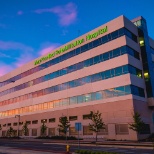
[{"x1": 0, "y1": 139, "x2": 154, "y2": 154}]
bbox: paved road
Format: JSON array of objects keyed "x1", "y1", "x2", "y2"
[{"x1": 0, "y1": 140, "x2": 154, "y2": 154}]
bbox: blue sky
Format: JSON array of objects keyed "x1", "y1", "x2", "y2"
[{"x1": 0, "y1": 0, "x2": 154, "y2": 76}]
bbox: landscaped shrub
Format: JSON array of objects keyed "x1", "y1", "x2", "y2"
[
  {"x1": 75, "y1": 149, "x2": 119, "y2": 154},
  {"x1": 35, "y1": 135, "x2": 78, "y2": 140}
]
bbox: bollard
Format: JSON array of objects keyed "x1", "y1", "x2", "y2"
[{"x1": 66, "y1": 144, "x2": 70, "y2": 154}]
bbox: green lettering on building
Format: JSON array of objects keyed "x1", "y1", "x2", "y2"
[
  {"x1": 86, "y1": 26, "x2": 107, "y2": 41},
  {"x1": 34, "y1": 26, "x2": 107, "y2": 65}
]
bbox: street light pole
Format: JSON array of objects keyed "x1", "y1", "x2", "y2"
[{"x1": 15, "y1": 115, "x2": 20, "y2": 138}]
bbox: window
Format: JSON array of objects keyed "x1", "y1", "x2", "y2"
[
  {"x1": 83, "y1": 126, "x2": 93, "y2": 135},
  {"x1": 19, "y1": 130, "x2": 23, "y2": 136},
  {"x1": 32, "y1": 120, "x2": 38, "y2": 124},
  {"x1": 48, "y1": 128, "x2": 55, "y2": 136},
  {"x1": 83, "y1": 94, "x2": 91, "y2": 102},
  {"x1": 26, "y1": 121, "x2": 31, "y2": 125},
  {"x1": 69, "y1": 116, "x2": 77, "y2": 121},
  {"x1": 140, "y1": 124, "x2": 150, "y2": 134},
  {"x1": 69, "y1": 127, "x2": 78, "y2": 135},
  {"x1": 83, "y1": 114, "x2": 91, "y2": 120},
  {"x1": 115, "y1": 124, "x2": 129, "y2": 134},
  {"x1": 77, "y1": 95, "x2": 83, "y2": 103},
  {"x1": 98, "y1": 125, "x2": 108, "y2": 135},
  {"x1": 49, "y1": 118, "x2": 55, "y2": 123},
  {"x1": 70, "y1": 97, "x2": 77, "y2": 105},
  {"x1": 115, "y1": 67, "x2": 122, "y2": 76},
  {"x1": 32, "y1": 129, "x2": 37, "y2": 136},
  {"x1": 7, "y1": 123, "x2": 11, "y2": 126},
  {"x1": 13, "y1": 122, "x2": 17, "y2": 126},
  {"x1": 2, "y1": 131, "x2": 6, "y2": 137},
  {"x1": 95, "y1": 92, "x2": 102, "y2": 100},
  {"x1": 19, "y1": 122, "x2": 23, "y2": 125},
  {"x1": 41, "y1": 119, "x2": 47, "y2": 123}
]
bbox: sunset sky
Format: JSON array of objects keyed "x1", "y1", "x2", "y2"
[{"x1": 0, "y1": 0, "x2": 154, "y2": 76}]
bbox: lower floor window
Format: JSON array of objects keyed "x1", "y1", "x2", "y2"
[
  {"x1": 2, "y1": 131, "x2": 6, "y2": 137},
  {"x1": 48, "y1": 128, "x2": 55, "y2": 136},
  {"x1": 69, "y1": 127, "x2": 78, "y2": 135},
  {"x1": 83, "y1": 126, "x2": 93, "y2": 135},
  {"x1": 32, "y1": 129, "x2": 37, "y2": 136},
  {"x1": 97, "y1": 125, "x2": 108, "y2": 135},
  {"x1": 115, "y1": 124, "x2": 129, "y2": 134},
  {"x1": 140, "y1": 124, "x2": 151, "y2": 134}
]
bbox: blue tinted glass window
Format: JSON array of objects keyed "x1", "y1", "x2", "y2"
[
  {"x1": 107, "y1": 34, "x2": 111, "y2": 41},
  {"x1": 111, "y1": 31, "x2": 118, "y2": 39},
  {"x1": 104, "y1": 70, "x2": 111, "y2": 79},
  {"x1": 125, "y1": 29, "x2": 132, "y2": 38},
  {"x1": 76, "y1": 48, "x2": 80, "y2": 55},
  {"x1": 99, "y1": 55, "x2": 104, "y2": 62},
  {"x1": 68, "y1": 65, "x2": 76, "y2": 73},
  {"x1": 123, "y1": 65, "x2": 129, "y2": 74},
  {"x1": 93, "y1": 39, "x2": 99, "y2": 47},
  {"x1": 121, "y1": 46, "x2": 127, "y2": 54},
  {"x1": 110, "y1": 69, "x2": 115, "y2": 77},
  {"x1": 129, "y1": 66, "x2": 136, "y2": 75},
  {"x1": 84, "y1": 76, "x2": 91, "y2": 83},
  {"x1": 56, "y1": 71, "x2": 60, "y2": 77},
  {"x1": 61, "y1": 83, "x2": 68, "y2": 90},
  {"x1": 100, "y1": 72, "x2": 105, "y2": 79},
  {"x1": 84, "y1": 59, "x2": 90, "y2": 67},
  {"x1": 103, "y1": 52, "x2": 109, "y2": 60},
  {"x1": 70, "y1": 97, "x2": 77, "y2": 105},
  {"x1": 83, "y1": 94, "x2": 91, "y2": 102},
  {"x1": 91, "y1": 73, "x2": 101, "y2": 82},
  {"x1": 93, "y1": 56, "x2": 100, "y2": 64},
  {"x1": 77, "y1": 95, "x2": 83, "y2": 103},
  {"x1": 89, "y1": 58, "x2": 93, "y2": 66},
  {"x1": 104, "y1": 89, "x2": 114, "y2": 98},
  {"x1": 95, "y1": 92, "x2": 102, "y2": 100},
  {"x1": 115, "y1": 67, "x2": 122, "y2": 76},
  {"x1": 131, "y1": 85, "x2": 139, "y2": 95},
  {"x1": 44, "y1": 75, "x2": 49, "y2": 81},
  {"x1": 113, "y1": 48, "x2": 120, "y2": 57},
  {"x1": 54, "y1": 85, "x2": 59, "y2": 92},
  {"x1": 81, "y1": 44, "x2": 88, "y2": 52},
  {"x1": 55, "y1": 57, "x2": 59, "y2": 64},
  {"x1": 76, "y1": 78, "x2": 83, "y2": 86},
  {"x1": 118, "y1": 28, "x2": 125, "y2": 36},
  {"x1": 77, "y1": 62, "x2": 84, "y2": 70},
  {"x1": 115, "y1": 86, "x2": 125, "y2": 96},
  {"x1": 125, "y1": 85, "x2": 131, "y2": 94},
  {"x1": 60, "y1": 69, "x2": 67, "y2": 76},
  {"x1": 109, "y1": 51, "x2": 113, "y2": 58},
  {"x1": 69, "y1": 81, "x2": 76, "y2": 88},
  {"x1": 127, "y1": 47, "x2": 134, "y2": 57},
  {"x1": 89, "y1": 42, "x2": 93, "y2": 49},
  {"x1": 98, "y1": 38, "x2": 102, "y2": 45},
  {"x1": 139, "y1": 88, "x2": 145, "y2": 97},
  {"x1": 102, "y1": 35, "x2": 108, "y2": 43},
  {"x1": 91, "y1": 93, "x2": 96, "y2": 100}
]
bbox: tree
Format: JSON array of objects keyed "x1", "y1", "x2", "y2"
[
  {"x1": 22, "y1": 121, "x2": 29, "y2": 136},
  {"x1": 7, "y1": 127, "x2": 15, "y2": 137},
  {"x1": 89, "y1": 111, "x2": 105, "y2": 142},
  {"x1": 41, "y1": 122, "x2": 47, "y2": 136},
  {"x1": 58, "y1": 116, "x2": 70, "y2": 136},
  {"x1": 129, "y1": 112, "x2": 145, "y2": 135}
]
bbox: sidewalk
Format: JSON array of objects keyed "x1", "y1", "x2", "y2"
[{"x1": 9, "y1": 138, "x2": 154, "y2": 147}]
